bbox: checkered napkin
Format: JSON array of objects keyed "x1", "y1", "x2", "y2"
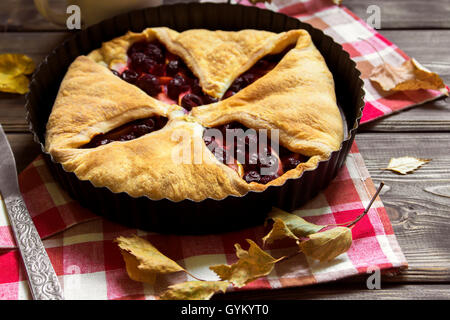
[
  {"x1": 1, "y1": 145, "x2": 407, "y2": 299},
  {"x1": 6, "y1": 0, "x2": 447, "y2": 299}
]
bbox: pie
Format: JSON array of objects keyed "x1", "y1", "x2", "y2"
[{"x1": 45, "y1": 27, "x2": 343, "y2": 202}]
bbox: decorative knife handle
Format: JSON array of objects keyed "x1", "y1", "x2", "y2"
[{"x1": 5, "y1": 196, "x2": 64, "y2": 300}]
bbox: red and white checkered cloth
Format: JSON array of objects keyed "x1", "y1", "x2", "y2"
[
  {"x1": 1, "y1": 145, "x2": 407, "y2": 299},
  {"x1": 4, "y1": 0, "x2": 447, "y2": 299}
]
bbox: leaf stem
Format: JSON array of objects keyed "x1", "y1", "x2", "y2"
[
  {"x1": 183, "y1": 270, "x2": 207, "y2": 282},
  {"x1": 346, "y1": 182, "x2": 384, "y2": 228}
]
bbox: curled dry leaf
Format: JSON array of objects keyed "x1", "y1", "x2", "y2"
[
  {"x1": 262, "y1": 207, "x2": 325, "y2": 246},
  {"x1": 382, "y1": 156, "x2": 431, "y2": 175},
  {"x1": 160, "y1": 281, "x2": 229, "y2": 300},
  {"x1": 263, "y1": 218, "x2": 299, "y2": 246},
  {"x1": 120, "y1": 250, "x2": 157, "y2": 284},
  {"x1": 0, "y1": 53, "x2": 35, "y2": 94},
  {"x1": 370, "y1": 58, "x2": 447, "y2": 94},
  {"x1": 210, "y1": 239, "x2": 284, "y2": 288},
  {"x1": 299, "y1": 227, "x2": 353, "y2": 262},
  {"x1": 115, "y1": 235, "x2": 184, "y2": 284}
]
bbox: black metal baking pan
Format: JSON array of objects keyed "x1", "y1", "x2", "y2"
[{"x1": 25, "y1": 3, "x2": 365, "y2": 234}]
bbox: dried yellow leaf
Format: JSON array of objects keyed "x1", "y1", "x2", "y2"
[
  {"x1": 262, "y1": 207, "x2": 325, "y2": 246},
  {"x1": 160, "y1": 281, "x2": 229, "y2": 300},
  {"x1": 210, "y1": 239, "x2": 284, "y2": 288},
  {"x1": 0, "y1": 53, "x2": 35, "y2": 76},
  {"x1": 0, "y1": 53, "x2": 35, "y2": 94},
  {"x1": 383, "y1": 156, "x2": 430, "y2": 175},
  {"x1": 115, "y1": 235, "x2": 184, "y2": 283},
  {"x1": 120, "y1": 250, "x2": 157, "y2": 284},
  {"x1": 263, "y1": 218, "x2": 299, "y2": 246},
  {"x1": 370, "y1": 58, "x2": 447, "y2": 94},
  {"x1": 299, "y1": 227, "x2": 352, "y2": 262}
]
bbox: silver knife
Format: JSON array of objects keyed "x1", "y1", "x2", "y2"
[{"x1": 0, "y1": 125, "x2": 64, "y2": 300}]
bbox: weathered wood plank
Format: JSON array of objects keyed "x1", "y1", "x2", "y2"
[
  {"x1": 0, "y1": 0, "x2": 64, "y2": 31},
  {"x1": 0, "y1": 32, "x2": 69, "y2": 62},
  {"x1": 356, "y1": 132, "x2": 450, "y2": 282},
  {"x1": 215, "y1": 283, "x2": 450, "y2": 300},
  {"x1": 345, "y1": 0, "x2": 450, "y2": 29},
  {"x1": 6, "y1": 132, "x2": 450, "y2": 285},
  {"x1": 6, "y1": 133, "x2": 42, "y2": 173},
  {"x1": 0, "y1": 30, "x2": 450, "y2": 133},
  {"x1": 0, "y1": 32, "x2": 70, "y2": 132}
]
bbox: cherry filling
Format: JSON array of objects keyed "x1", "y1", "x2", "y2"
[
  {"x1": 110, "y1": 40, "x2": 218, "y2": 110},
  {"x1": 203, "y1": 122, "x2": 309, "y2": 184},
  {"x1": 111, "y1": 40, "x2": 294, "y2": 110},
  {"x1": 82, "y1": 116, "x2": 168, "y2": 148}
]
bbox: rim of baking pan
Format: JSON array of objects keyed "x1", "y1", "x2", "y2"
[{"x1": 25, "y1": 2, "x2": 365, "y2": 204}]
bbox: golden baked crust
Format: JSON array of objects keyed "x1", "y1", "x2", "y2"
[{"x1": 46, "y1": 28, "x2": 344, "y2": 201}]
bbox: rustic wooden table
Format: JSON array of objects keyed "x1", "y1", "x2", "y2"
[{"x1": 1, "y1": 0, "x2": 449, "y2": 299}]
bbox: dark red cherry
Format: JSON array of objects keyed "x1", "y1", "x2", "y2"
[
  {"x1": 132, "y1": 124, "x2": 152, "y2": 137},
  {"x1": 142, "y1": 118, "x2": 155, "y2": 130},
  {"x1": 191, "y1": 78, "x2": 203, "y2": 95},
  {"x1": 244, "y1": 171, "x2": 261, "y2": 183},
  {"x1": 242, "y1": 73, "x2": 256, "y2": 85},
  {"x1": 223, "y1": 90, "x2": 236, "y2": 99},
  {"x1": 229, "y1": 76, "x2": 246, "y2": 92},
  {"x1": 119, "y1": 133, "x2": 136, "y2": 141},
  {"x1": 166, "y1": 60, "x2": 180, "y2": 76},
  {"x1": 111, "y1": 69, "x2": 120, "y2": 77},
  {"x1": 127, "y1": 41, "x2": 148, "y2": 55},
  {"x1": 167, "y1": 75, "x2": 189, "y2": 100},
  {"x1": 130, "y1": 52, "x2": 155, "y2": 73},
  {"x1": 136, "y1": 74, "x2": 161, "y2": 96},
  {"x1": 253, "y1": 59, "x2": 270, "y2": 69},
  {"x1": 181, "y1": 93, "x2": 203, "y2": 111},
  {"x1": 202, "y1": 94, "x2": 219, "y2": 104},
  {"x1": 259, "y1": 174, "x2": 278, "y2": 184},
  {"x1": 121, "y1": 69, "x2": 139, "y2": 84},
  {"x1": 254, "y1": 59, "x2": 271, "y2": 71},
  {"x1": 283, "y1": 156, "x2": 302, "y2": 171},
  {"x1": 148, "y1": 63, "x2": 165, "y2": 76},
  {"x1": 177, "y1": 61, "x2": 194, "y2": 78},
  {"x1": 155, "y1": 116, "x2": 168, "y2": 129},
  {"x1": 144, "y1": 44, "x2": 164, "y2": 63},
  {"x1": 99, "y1": 138, "x2": 112, "y2": 146}
]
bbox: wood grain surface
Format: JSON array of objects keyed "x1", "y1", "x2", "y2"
[{"x1": 0, "y1": 0, "x2": 449, "y2": 299}]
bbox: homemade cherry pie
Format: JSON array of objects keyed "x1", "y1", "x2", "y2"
[{"x1": 45, "y1": 27, "x2": 343, "y2": 202}]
